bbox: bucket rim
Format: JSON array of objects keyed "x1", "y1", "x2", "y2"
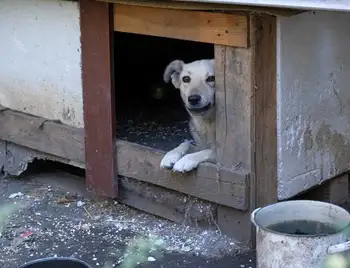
[
  {"x1": 253, "y1": 200, "x2": 350, "y2": 238},
  {"x1": 17, "y1": 257, "x2": 91, "y2": 268}
]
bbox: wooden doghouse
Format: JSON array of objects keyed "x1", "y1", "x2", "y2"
[
  {"x1": 2, "y1": 0, "x2": 350, "y2": 247},
  {"x1": 80, "y1": 0, "x2": 281, "y2": 245}
]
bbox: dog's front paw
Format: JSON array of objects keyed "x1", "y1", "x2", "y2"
[
  {"x1": 160, "y1": 151, "x2": 183, "y2": 169},
  {"x1": 172, "y1": 155, "x2": 199, "y2": 173}
]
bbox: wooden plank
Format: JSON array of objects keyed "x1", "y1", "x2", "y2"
[
  {"x1": 215, "y1": 45, "x2": 252, "y2": 170},
  {"x1": 328, "y1": 174, "x2": 349, "y2": 204},
  {"x1": 298, "y1": 174, "x2": 349, "y2": 205},
  {"x1": 119, "y1": 176, "x2": 217, "y2": 226},
  {"x1": 0, "y1": 107, "x2": 249, "y2": 210},
  {"x1": 99, "y1": 0, "x2": 303, "y2": 17},
  {"x1": 80, "y1": 0, "x2": 118, "y2": 198},
  {"x1": 251, "y1": 14, "x2": 278, "y2": 207},
  {"x1": 215, "y1": 15, "x2": 278, "y2": 207},
  {"x1": 113, "y1": 3, "x2": 248, "y2": 47},
  {"x1": 217, "y1": 205, "x2": 251, "y2": 245},
  {"x1": 215, "y1": 44, "x2": 256, "y2": 247},
  {"x1": 0, "y1": 107, "x2": 85, "y2": 163},
  {"x1": 116, "y1": 140, "x2": 249, "y2": 210}
]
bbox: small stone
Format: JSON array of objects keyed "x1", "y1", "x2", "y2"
[
  {"x1": 77, "y1": 201, "x2": 85, "y2": 207},
  {"x1": 148, "y1": 257, "x2": 156, "y2": 262}
]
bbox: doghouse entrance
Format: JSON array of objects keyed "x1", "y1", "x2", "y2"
[{"x1": 114, "y1": 32, "x2": 214, "y2": 151}]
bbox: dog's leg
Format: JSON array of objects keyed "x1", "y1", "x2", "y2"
[
  {"x1": 172, "y1": 149, "x2": 215, "y2": 173},
  {"x1": 160, "y1": 140, "x2": 192, "y2": 169}
]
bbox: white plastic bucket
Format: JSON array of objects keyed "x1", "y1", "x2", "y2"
[{"x1": 251, "y1": 200, "x2": 350, "y2": 268}]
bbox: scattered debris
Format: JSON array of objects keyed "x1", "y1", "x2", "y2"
[
  {"x1": 77, "y1": 201, "x2": 85, "y2": 207},
  {"x1": 20, "y1": 231, "x2": 33, "y2": 239},
  {"x1": 0, "y1": 177, "x2": 253, "y2": 268},
  {"x1": 56, "y1": 195, "x2": 77, "y2": 204},
  {"x1": 9, "y1": 192, "x2": 23, "y2": 199}
]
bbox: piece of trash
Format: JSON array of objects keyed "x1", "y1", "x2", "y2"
[
  {"x1": 9, "y1": 192, "x2": 23, "y2": 199},
  {"x1": 148, "y1": 257, "x2": 156, "y2": 262},
  {"x1": 20, "y1": 231, "x2": 33, "y2": 239},
  {"x1": 56, "y1": 196, "x2": 76, "y2": 204},
  {"x1": 77, "y1": 201, "x2": 85, "y2": 207}
]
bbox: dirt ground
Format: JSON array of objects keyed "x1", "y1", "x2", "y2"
[{"x1": 0, "y1": 173, "x2": 256, "y2": 268}]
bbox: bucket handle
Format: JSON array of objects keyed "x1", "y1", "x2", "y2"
[
  {"x1": 250, "y1": 207, "x2": 261, "y2": 228},
  {"x1": 328, "y1": 241, "x2": 350, "y2": 254}
]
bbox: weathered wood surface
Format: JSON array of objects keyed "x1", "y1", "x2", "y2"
[
  {"x1": 119, "y1": 176, "x2": 217, "y2": 226},
  {"x1": 251, "y1": 14, "x2": 278, "y2": 207},
  {"x1": 116, "y1": 140, "x2": 249, "y2": 210},
  {"x1": 215, "y1": 45, "x2": 252, "y2": 171},
  {"x1": 80, "y1": 0, "x2": 118, "y2": 198},
  {"x1": 113, "y1": 3, "x2": 248, "y2": 47},
  {"x1": 100, "y1": 0, "x2": 302, "y2": 17},
  {"x1": 0, "y1": 107, "x2": 249, "y2": 210},
  {"x1": 0, "y1": 106, "x2": 85, "y2": 163}
]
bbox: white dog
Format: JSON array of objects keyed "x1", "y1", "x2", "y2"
[{"x1": 160, "y1": 59, "x2": 216, "y2": 173}]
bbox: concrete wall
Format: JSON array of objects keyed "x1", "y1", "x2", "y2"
[
  {"x1": 0, "y1": 0, "x2": 83, "y2": 128},
  {"x1": 277, "y1": 11, "x2": 350, "y2": 199}
]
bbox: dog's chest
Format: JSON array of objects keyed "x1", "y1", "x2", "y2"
[{"x1": 189, "y1": 119, "x2": 215, "y2": 150}]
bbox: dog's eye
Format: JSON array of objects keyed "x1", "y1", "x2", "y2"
[
  {"x1": 206, "y1": 76, "x2": 215, "y2": 83},
  {"x1": 182, "y1": 76, "x2": 191, "y2": 83}
]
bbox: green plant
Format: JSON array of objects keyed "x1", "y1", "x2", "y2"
[
  {"x1": 103, "y1": 235, "x2": 165, "y2": 268},
  {"x1": 0, "y1": 203, "x2": 18, "y2": 234}
]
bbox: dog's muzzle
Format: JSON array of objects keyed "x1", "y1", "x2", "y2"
[{"x1": 187, "y1": 103, "x2": 212, "y2": 114}]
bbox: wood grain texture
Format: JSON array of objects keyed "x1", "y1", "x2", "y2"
[
  {"x1": 80, "y1": 0, "x2": 118, "y2": 198},
  {"x1": 100, "y1": 0, "x2": 302, "y2": 17},
  {"x1": 0, "y1": 106, "x2": 85, "y2": 163},
  {"x1": 217, "y1": 205, "x2": 251, "y2": 244},
  {"x1": 113, "y1": 3, "x2": 248, "y2": 47},
  {"x1": 116, "y1": 140, "x2": 249, "y2": 210},
  {"x1": 251, "y1": 14, "x2": 278, "y2": 207},
  {"x1": 0, "y1": 107, "x2": 249, "y2": 210},
  {"x1": 215, "y1": 45, "x2": 252, "y2": 170}
]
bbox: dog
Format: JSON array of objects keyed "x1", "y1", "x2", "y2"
[{"x1": 160, "y1": 59, "x2": 217, "y2": 173}]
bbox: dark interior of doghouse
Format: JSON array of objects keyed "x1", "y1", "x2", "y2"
[{"x1": 114, "y1": 31, "x2": 214, "y2": 151}]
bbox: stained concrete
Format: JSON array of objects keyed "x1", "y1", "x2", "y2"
[
  {"x1": 277, "y1": 11, "x2": 350, "y2": 199},
  {"x1": 0, "y1": 0, "x2": 83, "y2": 128}
]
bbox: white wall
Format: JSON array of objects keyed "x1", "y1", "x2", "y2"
[
  {"x1": 0, "y1": 0, "x2": 83, "y2": 128},
  {"x1": 277, "y1": 11, "x2": 350, "y2": 199}
]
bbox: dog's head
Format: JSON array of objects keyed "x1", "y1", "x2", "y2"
[{"x1": 163, "y1": 59, "x2": 215, "y2": 116}]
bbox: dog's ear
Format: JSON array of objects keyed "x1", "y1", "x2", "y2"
[{"x1": 163, "y1": 60, "x2": 184, "y2": 89}]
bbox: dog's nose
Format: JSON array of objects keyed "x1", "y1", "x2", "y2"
[{"x1": 188, "y1": 95, "x2": 201, "y2": 105}]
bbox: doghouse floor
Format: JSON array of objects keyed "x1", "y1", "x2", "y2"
[{"x1": 116, "y1": 105, "x2": 191, "y2": 152}]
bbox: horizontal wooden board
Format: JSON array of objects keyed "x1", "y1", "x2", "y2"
[
  {"x1": 116, "y1": 140, "x2": 249, "y2": 210},
  {"x1": 113, "y1": 3, "x2": 248, "y2": 47},
  {"x1": 102, "y1": 0, "x2": 303, "y2": 17},
  {"x1": 0, "y1": 106, "x2": 85, "y2": 163},
  {"x1": 0, "y1": 106, "x2": 249, "y2": 210}
]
